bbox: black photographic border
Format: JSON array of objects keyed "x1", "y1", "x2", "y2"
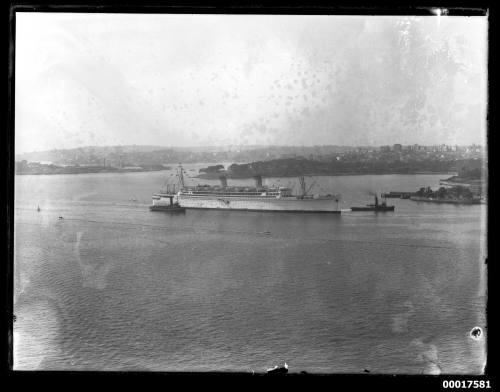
[{"x1": 2, "y1": 2, "x2": 495, "y2": 389}]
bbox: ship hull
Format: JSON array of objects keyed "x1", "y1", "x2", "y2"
[
  {"x1": 350, "y1": 206, "x2": 395, "y2": 211},
  {"x1": 178, "y1": 195, "x2": 341, "y2": 213}
]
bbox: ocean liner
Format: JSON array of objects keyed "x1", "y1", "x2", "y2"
[{"x1": 152, "y1": 165, "x2": 341, "y2": 213}]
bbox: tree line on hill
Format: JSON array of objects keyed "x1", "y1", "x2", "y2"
[
  {"x1": 205, "y1": 157, "x2": 483, "y2": 178},
  {"x1": 415, "y1": 186, "x2": 474, "y2": 200}
]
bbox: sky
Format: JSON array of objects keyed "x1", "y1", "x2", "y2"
[{"x1": 15, "y1": 13, "x2": 488, "y2": 153}]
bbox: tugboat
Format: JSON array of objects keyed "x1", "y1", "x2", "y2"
[
  {"x1": 266, "y1": 362, "x2": 288, "y2": 375},
  {"x1": 351, "y1": 195, "x2": 395, "y2": 212},
  {"x1": 150, "y1": 184, "x2": 186, "y2": 213}
]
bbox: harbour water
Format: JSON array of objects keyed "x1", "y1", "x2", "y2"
[{"x1": 13, "y1": 168, "x2": 487, "y2": 373}]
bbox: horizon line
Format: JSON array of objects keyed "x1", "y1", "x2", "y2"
[{"x1": 15, "y1": 142, "x2": 487, "y2": 155}]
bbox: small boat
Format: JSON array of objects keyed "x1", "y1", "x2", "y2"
[
  {"x1": 58, "y1": 216, "x2": 64, "y2": 220},
  {"x1": 266, "y1": 362, "x2": 288, "y2": 374},
  {"x1": 351, "y1": 195, "x2": 395, "y2": 212}
]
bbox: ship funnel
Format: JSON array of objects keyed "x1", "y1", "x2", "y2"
[
  {"x1": 299, "y1": 176, "x2": 306, "y2": 196},
  {"x1": 177, "y1": 164, "x2": 185, "y2": 188},
  {"x1": 253, "y1": 175, "x2": 263, "y2": 188},
  {"x1": 219, "y1": 176, "x2": 228, "y2": 187}
]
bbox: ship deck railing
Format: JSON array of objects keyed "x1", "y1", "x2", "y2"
[{"x1": 180, "y1": 192, "x2": 289, "y2": 197}]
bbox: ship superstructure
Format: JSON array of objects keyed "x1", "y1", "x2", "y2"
[
  {"x1": 150, "y1": 182, "x2": 186, "y2": 212},
  {"x1": 167, "y1": 165, "x2": 341, "y2": 213}
]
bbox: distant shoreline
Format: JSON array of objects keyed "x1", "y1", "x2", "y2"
[
  {"x1": 196, "y1": 171, "x2": 457, "y2": 179},
  {"x1": 15, "y1": 168, "x2": 170, "y2": 176},
  {"x1": 14, "y1": 169, "x2": 457, "y2": 178},
  {"x1": 439, "y1": 175, "x2": 484, "y2": 184}
]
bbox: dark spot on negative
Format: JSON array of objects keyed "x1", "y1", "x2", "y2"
[{"x1": 470, "y1": 327, "x2": 482, "y2": 340}]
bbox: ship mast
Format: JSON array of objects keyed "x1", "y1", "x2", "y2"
[{"x1": 298, "y1": 175, "x2": 316, "y2": 198}]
